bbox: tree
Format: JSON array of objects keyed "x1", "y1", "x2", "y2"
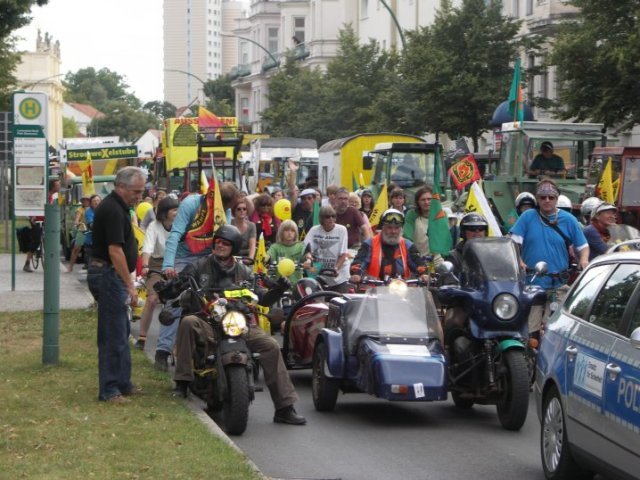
[
  {"x1": 143, "y1": 100, "x2": 177, "y2": 120},
  {"x1": 0, "y1": 0, "x2": 49, "y2": 109},
  {"x1": 62, "y1": 116, "x2": 79, "y2": 137},
  {"x1": 399, "y1": 0, "x2": 529, "y2": 150},
  {"x1": 63, "y1": 67, "x2": 140, "y2": 111},
  {"x1": 203, "y1": 75, "x2": 235, "y2": 116},
  {"x1": 88, "y1": 101, "x2": 159, "y2": 142},
  {"x1": 549, "y1": 0, "x2": 640, "y2": 131}
]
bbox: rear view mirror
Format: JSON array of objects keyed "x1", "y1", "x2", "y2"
[{"x1": 362, "y1": 155, "x2": 373, "y2": 170}]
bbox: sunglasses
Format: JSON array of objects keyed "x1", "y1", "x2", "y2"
[
  {"x1": 235, "y1": 206, "x2": 247, "y2": 211},
  {"x1": 538, "y1": 195, "x2": 557, "y2": 201},
  {"x1": 215, "y1": 238, "x2": 232, "y2": 247},
  {"x1": 466, "y1": 226, "x2": 487, "y2": 232}
]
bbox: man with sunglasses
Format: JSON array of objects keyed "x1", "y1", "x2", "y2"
[
  {"x1": 529, "y1": 141, "x2": 567, "y2": 178},
  {"x1": 173, "y1": 225, "x2": 306, "y2": 425},
  {"x1": 350, "y1": 209, "x2": 429, "y2": 283},
  {"x1": 510, "y1": 179, "x2": 589, "y2": 338},
  {"x1": 445, "y1": 212, "x2": 489, "y2": 276}
]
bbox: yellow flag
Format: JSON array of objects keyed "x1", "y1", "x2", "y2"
[
  {"x1": 133, "y1": 224, "x2": 145, "y2": 255},
  {"x1": 200, "y1": 170, "x2": 208, "y2": 195},
  {"x1": 597, "y1": 158, "x2": 616, "y2": 203},
  {"x1": 254, "y1": 233, "x2": 267, "y2": 273},
  {"x1": 78, "y1": 153, "x2": 95, "y2": 196},
  {"x1": 369, "y1": 184, "x2": 388, "y2": 229},
  {"x1": 464, "y1": 182, "x2": 502, "y2": 237},
  {"x1": 211, "y1": 165, "x2": 226, "y2": 232}
]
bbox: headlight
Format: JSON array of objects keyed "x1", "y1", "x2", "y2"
[
  {"x1": 492, "y1": 293, "x2": 519, "y2": 321},
  {"x1": 388, "y1": 279, "x2": 408, "y2": 298},
  {"x1": 222, "y1": 311, "x2": 248, "y2": 337}
]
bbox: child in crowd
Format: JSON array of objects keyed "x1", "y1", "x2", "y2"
[{"x1": 266, "y1": 220, "x2": 305, "y2": 284}]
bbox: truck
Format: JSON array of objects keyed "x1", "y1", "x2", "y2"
[
  {"x1": 484, "y1": 121, "x2": 605, "y2": 223},
  {"x1": 155, "y1": 116, "x2": 246, "y2": 193},
  {"x1": 585, "y1": 146, "x2": 640, "y2": 229},
  {"x1": 248, "y1": 137, "x2": 318, "y2": 193},
  {"x1": 318, "y1": 133, "x2": 426, "y2": 193}
]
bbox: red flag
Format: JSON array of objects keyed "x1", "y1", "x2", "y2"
[
  {"x1": 198, "y1": 106, "x2": 224, "y2": 129},
  {"x1": 448, "y1": 154, "x2": 481, "y2": 191},
  {"x1": 184, "y1": 181, "x2": 215, "y2": 254}
]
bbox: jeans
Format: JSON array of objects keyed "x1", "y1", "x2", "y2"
[
  {"x1": 156, "y1": 254, "x2": 202, "y2": 354},
  {"x1": 88, "y1": 266, "x2": 133, "y2": 400}
]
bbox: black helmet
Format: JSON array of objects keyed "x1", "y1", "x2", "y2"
[
  {"x1": 156, "y1": 197, "x2": 180, "y2": 222},
  {"x1": 213, "y1": 225, "x2": 243, "y2": 255},
  {"x1": 460, "y1": 212, "x2": 488, "y2": 232}
]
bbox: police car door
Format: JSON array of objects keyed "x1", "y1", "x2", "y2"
[
  {"x1": 561, "y1": 264, "x2": 615, "y2": 453},
  {"x1": 595, "y1": 263, "x2": 640, "y2": 476}
]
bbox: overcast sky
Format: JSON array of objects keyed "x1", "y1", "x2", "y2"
[{"x1": 16, "y1": 0, "x2": 164, "y2": 104}]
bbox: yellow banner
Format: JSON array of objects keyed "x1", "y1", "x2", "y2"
[
  {"x1": 369, "y1": 184, "x2": 388, "y2": 229},
  {"x1": 78, "y1": 153, "x2": 95, "y2": 196},
  {"x1": 253, "y1": 233, "x2": 267, "y2": 274}
]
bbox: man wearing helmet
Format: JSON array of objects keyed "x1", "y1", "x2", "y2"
[
  {"x1": 173, "y1": 225, "x2": 307, "y2": 425},
  {"x1": 445, "y1": 212, "x2": 489, "y2": 276},
  {"x1": 515, "y1": 192, "x2": 536, "y2": 216},
  {"x1": 580, "y1": 196, "x2": 602, "y2": 226},
  {"x1": 529, "y1": 141, "x2": 567, "y2": 178},
  {"x1": 350, "y1": 209, "x2": 429, "y2": 283},
  {"x1": 584, "y1": 202, "x2": 618, "y2": 260}
]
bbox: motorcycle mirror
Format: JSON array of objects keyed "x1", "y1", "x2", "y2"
[
  {"x1": 534, "y1": 261, "x2": 548, "y2": 275},
  {"x1": 437, "y1": 261, "x2": 454, "y2": 274}
]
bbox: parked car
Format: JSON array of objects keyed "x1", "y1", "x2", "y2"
[{"x1": 534, "y1": 250, "x2": 640, "y2": 480}]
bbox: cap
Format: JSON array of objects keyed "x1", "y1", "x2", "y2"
[
  {"x1": 361, "y1": 188, "x2": 373, "y2": 197},
  {"x1": 592, "y1": 202, "x2": 617, "y2": 216},
  {"x1": 300, "y1": 188, "x2": 317, "y2": 198},
  {"x1": 541, "y1": 141, "x2": 554, "y2": 151}
]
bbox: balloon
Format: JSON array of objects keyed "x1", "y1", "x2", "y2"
[
  {"x1": 277, "y1": 258, "x2": 295, "y2": 278},
  {"x1": 274, "y1": 198, "x2": 292, "y2": 220},
  {"x1": 136, "y1": 201, "x2": 153, "y2": 222}
]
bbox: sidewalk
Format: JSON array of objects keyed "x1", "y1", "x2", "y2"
[{"x1": 0, "y1": 253, "x2": 94, "y2": 312}]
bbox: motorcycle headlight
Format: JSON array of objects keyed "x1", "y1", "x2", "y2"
[
  {"x1": 388, "y1": 279, "x2": 408, "y2": 298},
  {"x1": 222, "y1": 311, "x2": 248, "y2": 337},
  {"x1": 492, "y1": 293, "x2": 519, "y2": 321}
]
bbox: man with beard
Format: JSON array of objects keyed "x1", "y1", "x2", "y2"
[{"x1": 350, "y1": 209, "x2": 429, "y2": 283}]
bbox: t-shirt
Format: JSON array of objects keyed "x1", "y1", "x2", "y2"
[
  {"x1": 292, "y1": 203, "x2": 313, "y2": 239},
  {"x1": 304, "y1": 224, "x2": 350, "y2": 283},
  {"x1": 336, "y1": 206, "x2": 364, "y2": 248},
  {"x1": 266, "y1": 241, "x2": 306, "y2": 283},
  {"x1": 142, "y1": 220, "x2": 172, "y2": 258},
  {"x1": 530, "y1": 153, "x2": 565, "y2": 173},
  {"x1": 231, "y1": 220, "x2": 256, "y2": 257},
  {"x1": 92, "y1": 191, "x2": 138, "y2": 272}
]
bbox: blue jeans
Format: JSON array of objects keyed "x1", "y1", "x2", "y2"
[
  {"x1": 88, "y1": 266, "x2": 133, "y2": 400},
  {"x1": 156, "y1": 254, "x2": 203, "y2": 353}
]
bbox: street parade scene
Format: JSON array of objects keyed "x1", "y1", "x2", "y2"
[{"x1": 1, "y1": 1, "x2": 640, "y2": 479}]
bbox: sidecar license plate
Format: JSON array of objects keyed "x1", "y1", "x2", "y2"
[{"x1": 387, "y1": 344, "x2": 430, "y2": 356}]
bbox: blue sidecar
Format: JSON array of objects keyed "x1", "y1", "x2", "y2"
[{"x1": 311, "y1": 283, "x2": 448, "y2": 411}]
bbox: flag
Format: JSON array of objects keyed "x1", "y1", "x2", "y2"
[
  {"x1": 508, "y1": 58, "x2": 524, "y2": 123},
  {"x1": 503, "y1": 207, "x2": 519, "y2": 231},
  {"x1": 464, "y1": 182, "x2": 503, "y2": 237},
  {"x1": 254, "y1": 233, "x2": 267, "y2": 274},
  {"x1": 200, "y1": 170, "x2": 208, "y2": 195},
  {"x1": 78, "y1": 152, "x2": 95, "y2": 196},
  {"x1": 311, "y1": 199, "x2": 320, "y2": 226},
  {"x1": 184, "y1": 166, "x2": 225, "y2": 254},
  {"x1": 211, "y1": 164, "x2": 226, "y2": 232},
  {"x1": 448, "y1": 154, "x2": 481, "y2": 191},
  {"x1": 428, "y1": 145, "x2": 453, "y2": 255},
  {"x1": 597, "y1": 158, "x2": 616, "y2": 203},
  {"x1": 368, "y1": 184, "x2": 388, "y2": 229},
  {"x1": 198, "y1": 106, "x2": 224, "y2": 130},
  {"x1": 351, "y1": 172, "x2": 358, "y2": 192},
  {"x1": 359, "y1": 172, "x2": 365, "y2": 188},
  {"x1": 133, "y1": 224, "x2": 145, "y2": 255}
]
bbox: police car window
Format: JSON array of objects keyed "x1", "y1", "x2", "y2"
[
  {"x1": 564, "y1": 264, "x2": 612, "y2": 320},
  {"x1": 588, "y1": 264, "x2": 640, "y2": 333}
]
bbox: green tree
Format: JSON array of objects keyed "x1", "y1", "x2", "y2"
[
  {"x1": 62, "y1": 116, "x2": 79, "y2": 137},
  {"x1": 203, "y1": 75, "x2": 235, "y2": 116},
  {"x1": 143, "y1": 100, "x2": 177, "y2": 120},
  {"x1": 63, "y1": 67, "x2": 140, "y2": 111},
  {"x1": 88, "y1": 101, "x2": 159, "y2": 142},
  {"x1": 549, "y1": 0, "x2": 640, "y2": 131},
  {"x1": 400, "y1": 0, "x2": 529, "y2": 150},
  {"x1": 0, "y1": 0, "x2": 50, "y2": 109}
]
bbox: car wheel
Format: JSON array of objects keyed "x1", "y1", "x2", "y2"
[
  {"x1": 312, "y1": 341, "x2": 339, "y2": 411},
  {"x1": 541, "y1": 387, "x2": 591, "y2": 480}
]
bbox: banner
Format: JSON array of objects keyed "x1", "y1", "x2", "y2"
[
  {"x1": 464, "y1": 182, "x2": 503, "y2": 237},
  {"x1": 254, "y1": 233, "x2": 267, "y2": 274},
  {"x1": 369, "y1": 184, "x2": 388, "y2": 229},
  {"x1": 448, "y1": 154, "x2": 481, "y2": 191}
]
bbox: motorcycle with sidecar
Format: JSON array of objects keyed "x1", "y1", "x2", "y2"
[
  {"x1": 435, "y1": 237, "x2": 547, "y2": 431},
  {"x1": 309, "y1": 278, "x2": 448, "y2": 411}
]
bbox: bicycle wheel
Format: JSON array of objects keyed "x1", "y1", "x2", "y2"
[{"x1": 31, "y1": 250, "x2": 40, "y2": 270}]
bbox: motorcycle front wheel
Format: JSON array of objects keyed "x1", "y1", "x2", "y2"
[
  {"x1": 496, "y1": 349, "x2": 529, "y2": 431},
  {"x1": 223, "y1": 365, "x2": 250, "y2": 436}
]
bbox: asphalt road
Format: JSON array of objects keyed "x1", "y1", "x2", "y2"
[{"x1": 134, "y1": 314, "x2": 546, "y2": 480}]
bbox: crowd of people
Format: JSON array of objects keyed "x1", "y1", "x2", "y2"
[{"x1": 44, "y1": 163, "x2": 625, "y2": 431}]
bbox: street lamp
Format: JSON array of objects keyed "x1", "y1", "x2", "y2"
[
  {"x1": 20, "y1": 73, "x2": 65, "y2": 90},
  {"x1": 379, "y1": 0, "x2": 407, "y2": 50},
  {"x1": 221, "y1": 32, "x2": 280, "y2": 67},
  {"x1": 164, "y1": 68, "x2": 206, "y2": 105}
]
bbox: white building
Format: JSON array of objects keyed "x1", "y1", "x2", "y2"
[
  {"x1": 62, "y1": 103, "x2": 105, "y2": 137},
  {"x1": 163, "y1": 0, "x2": 250, "y2": 109}
]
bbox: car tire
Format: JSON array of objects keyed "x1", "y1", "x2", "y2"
[
  {"x1": 496, "y1": 349, "x2": 529, "y2": 431},
  {"x1": 312, "y1": 341, "x2": 339, "y2": 411},
  {"x1": 541, "y1": 387, "x2": 591, "y2": 480}
]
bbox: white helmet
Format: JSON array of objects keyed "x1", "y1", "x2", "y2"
[
  {"x1": 515, "y1": 192, "x2": 536, "y2": 212},
  {"x1": 557, "y1": 195, "x2": 572, "y2": 211},
  {"x1": 580, "y1": 197, "x2": 602, "y2": 225}
]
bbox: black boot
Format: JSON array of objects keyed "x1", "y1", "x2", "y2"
[
  {"x1": 274, "y1": 405, "x2": 307, "y2": 425},
  {"x1": 173, "y1": 380, "x2": 189, "y2": 398},
  {"x1": 154, "y1": 350, "x2": 170, "y2": 371}
]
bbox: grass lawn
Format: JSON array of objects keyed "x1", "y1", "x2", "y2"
[
  {"x1": 0, "y1": 309, "x2": 261, "y2": 480},
  {"x1": 0, "y1": 218, "x2": 28, "y2": 254}
]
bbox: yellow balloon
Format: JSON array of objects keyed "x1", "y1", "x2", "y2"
[
  {"x1": 274, "y1": 198, "x2": 292, "y2": 220},
  {"x1": 136, "y1": 201, "x2": 153, "y2": 222},
  {"x1": 277, "y1": 258, "x2": 295, "y2": 278}
]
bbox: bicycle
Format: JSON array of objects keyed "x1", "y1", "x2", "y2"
[{"x1": 30, "y1": 220, "x2": 45, "y2": 271}]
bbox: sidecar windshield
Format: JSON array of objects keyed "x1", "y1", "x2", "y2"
[
  {"x1": 461, "y1": 237, "x2": 521, "y2": 287},
  {"x1": 344, "y1": 286, "x2": 439, "y2": 352}
]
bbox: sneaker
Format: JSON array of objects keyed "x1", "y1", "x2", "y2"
[
  {"x1": 134, "y1": 336, "x2": 146, "y2": 350},
  {"x1": 23, "y1": 264, "x2": 33, "y2": 273},
  {"x1": 122, "y1": 386, "x2": 143, "y2": 397},
  {"x1": 172, "y1": 380, "x2": 189, "y2": 398},
  {"x1": 154, "y1": 350, "x2": 170, "y2": 371},
  {"x1": 105, "y1": 394, "x2": 129, "y2": 404},
  {"x1": 273, "y1": 405, "x2": 307, "y2": 425}
]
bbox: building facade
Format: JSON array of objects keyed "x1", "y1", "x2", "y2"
[{"x1": 163, "y1": 0, "x2": 249, "y2": 109}]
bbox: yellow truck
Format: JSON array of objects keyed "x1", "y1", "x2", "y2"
[{"x1": 318, "y1": 133, "x2": 426, "y2": 192}]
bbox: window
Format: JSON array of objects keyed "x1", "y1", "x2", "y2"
[
  {"x1": 511, "y1": 0, "x2": 519, "y2": 17},
  {"x1": 361, "y1": 0, "x2": 369, "y2": 18},
  {"x1": 589, "y1": 264, "x2": 640, "y2": 333},
  {"x1": 268, "y1": 27, "x2": 279, "y2": 53},
  {"x1": 526, "y1": 0, "x2": 533, "y2": 15},
  {"x1": 294, "y1": 17, "x2": 305, "y2": 44},
  {"x1": 563, "y1": 264, "x2": 612, "y2": 320}
]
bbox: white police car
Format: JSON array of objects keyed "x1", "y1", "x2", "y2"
[{"x1": 534, "y1": 250, "x2": 640, "y2": 480}]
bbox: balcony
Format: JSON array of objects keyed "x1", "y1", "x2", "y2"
[
  {"x1": 262, "y1": 52, "x2": 281, "y2": 72},
  {"x1": 293, "y1": 43, "x2": 310, "y2": 60},
  {"x1": 228, "y1": 66, "x2": 240, "y2": 80},
  {"x1": 237, "y1": 64, "x2": 252, "y2": 77}
]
